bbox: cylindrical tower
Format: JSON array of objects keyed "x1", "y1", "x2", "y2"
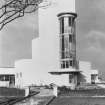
[{"x1": 57, "y1": 12, "x2": 77, "y2": 69}]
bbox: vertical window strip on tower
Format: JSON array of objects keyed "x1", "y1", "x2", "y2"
[
  {"x1": 70, "y1": 60, "x2": 73, "y2": 66},
  {"x1": 64, "y1": 17, "x2": 69, "y2": 33},
  {"x1": 68, "y1": 17, "x2": 74, "y2": 34},
  {"x1": 62, "y1": 35, "x2": 65, "y2": 59},
  {"x1": 69, "y1": 34, "x2": 72, "y2": 43},
  {"x1": 61, "y1": 17, "x2": 64, "y2": 34},
  {"x1": 63, "y1": 61, "x2": 65, "y2": 68},
  {"x1": 64, "y1": 36, "x2": 69, "y2": 58},
  {"x1": 59, "y1": 17, "x2": 64, "y2": 34},
  {"x1": 60, "y1": 36, "x2": 62, "y2": 59},
  {"x1": 69, "y1": 17, "x2": 72, "y2": 26},
  {"x1": 60, "y1": 18, "x2": 62, "y2": 34}
]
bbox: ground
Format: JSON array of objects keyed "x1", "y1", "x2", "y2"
[
  {"x1": 49, "y1": 96, "x2": 105, "y2": 105},
  {"x1": 15, "y1": 88, "x2": 54, "y2": 105},
  {"x1": 14, "y1": 87, "x2": 105, "y2": 105}
]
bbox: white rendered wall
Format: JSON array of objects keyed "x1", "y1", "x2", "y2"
[
  {"x1": 33, "y1": 0, "x2": 76, "y2": 64},
  {"x1": 0, "y1": 81, "x2": 9, "y2": 87},
  {"x1": 79, "y1": 61, "x2": 99, "y2": 83},
  {"x1": 0, "y1": 68, "x2": 15, "y2": 74},
  {"x1": 50, "y1": 74, "x2": 70, "y2": 86},
  {"x1": 14, "y1": 0, "x2": 76, "y2": 86},
  {"x1": 15, "y1": 72, "x2": 23, "y2": 88},
  {"x1": 0, "y1": 67, "x2": 23, "y2": 87},
  {"x1": 32, "y1": 0, "x2": 76, "y2": 85}
]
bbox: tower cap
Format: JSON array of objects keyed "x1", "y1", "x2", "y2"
[{"x1": 57, "y1": 12, "x2": 77, "y2": 18}]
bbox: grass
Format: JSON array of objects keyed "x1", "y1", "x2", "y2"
[{"x1": 50, "y1": 96, "x2": 105, "y2": 105}]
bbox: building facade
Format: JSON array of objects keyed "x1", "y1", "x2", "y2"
[
  {"x1": 0, "y1": 68, "x2": 23, "y2": 88},
  {"x1": 49, "y1": 0, "x2": 100, "y2": 89}
]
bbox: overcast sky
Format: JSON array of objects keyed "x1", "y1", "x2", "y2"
[
  {"x1": 0, "y1": 11, "x2": 38, "y2": 67},
  {"x1": 0, "y1": 0, "x2": 105, "y2": 84},
  {"x1": 76, "y1": 0, "x2": 105, "y2": 78}
]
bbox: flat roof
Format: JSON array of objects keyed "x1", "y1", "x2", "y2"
[
  {"x1": 57, "y1": 12, "x2": 77, "y2": 18},
  {"x1": 49, "y1": 70, "x2": 82, "y2": 75},
  {"x1": 0, "y1": 68, "x2": 16, "y2": 74}
]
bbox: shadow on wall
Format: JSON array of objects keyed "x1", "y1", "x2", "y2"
[{"x1": 77, "y1": 73, "x2": 86, "y2": 84}]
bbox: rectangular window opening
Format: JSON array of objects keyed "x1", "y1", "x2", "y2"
[
  {"x1": 69, "y1": 17, "x2": 72, "y2": 26},
  {"x1": 66, "y1": 61, "x2": 69, "y2": 68},
  {"x1": 62, "y1": 61, "x2": 65, "y2": 68},
  {"x1": 69, "y1": 35, "x2": 72, "y2": 42},
  {"x1": 61, "y1": 18, "x2": 64, "y2": 33},
  {"x1": 70, "y1": 60, "x2": 72, "y2": 66}
]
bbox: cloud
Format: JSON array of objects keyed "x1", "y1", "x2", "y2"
[
  {"x1": 78, "y1": 30, "x2": 105, "y2": 52},
  {"x1": 76, "y1": 0, "x2": 105, "y2": 79},
  {"x1": 77, "y1": 30, "x2": 105, "y2": 77},
  {"x1": 94, "y1": 0, "x2": 105, "y2": 13},
  {"x1": 86, "y1": 31, "x2": 105, "y2": 49}
]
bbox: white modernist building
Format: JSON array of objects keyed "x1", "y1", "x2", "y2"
[
  {"x1": 0, "y1": 0, "x2": 101, "y2": 88},
  {"x1": 16, "y1": 0, "x2": 100, "y2": 87},
  {"x1": 48, "y1": 11, "x2": 100, "y2": 89},
  {"x1": 48, "y1": 0, "x2": 100, "y2": 89},
  {"x1": 0, "y1": 67, "x2": 23, "y2": 88}
]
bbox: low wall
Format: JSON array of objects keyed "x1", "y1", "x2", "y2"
[
  {"x1": 59, "y1": 89, "x2": 105, "y2": 96},
  {"x1": 0, "y1": 87, "x2": 25, "y2": 97}
]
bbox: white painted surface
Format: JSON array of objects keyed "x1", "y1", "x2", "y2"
[
  {"x1": 25, "y1": 87, "x2": 30, "y2": 96},
  {"x1": 0, "y1": 81, "x2": 9, "y2": 87},
  {"x1": 14, "y1": 0, "x2": 76, "y2": 86},
  {"x1": 53, "y1": 86, "x2": 58, "y2": 97},
  {"x1": 79, "y1": 61, "x2": 99, "y2": 83},
  {"x1": 0, "y1": 68, "x2": 15, "y2": 74},
  {"x1": 15, "y1": 72, "x2": 23, "y2": 88}
]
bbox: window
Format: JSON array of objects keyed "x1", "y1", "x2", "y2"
[
  {"x1": 60, "y1": 19, "x2": 62, "y2": 34},
  {"x1": 68, "y1": 17, "x2": 75, "y2": 34},
  {"x1": 64, "y1": 37, "x2": 69, "y2": 50},
  {"x1": 91, "y1": 74, "x2": 96, "y2": 84},
  {"x1": 63, "y1": 36, "x2": 69, "y2": 59},
  {"x1": 72, "y1": 60, "x2": 76, "y2": 67},
  {"x1": 65, "y1": 51, "x2": 69, "y2": 58},
  {"x1": 66, "y1": 61, "x2": 69, "y2": 68},
  {"x1": 64, "y1": 17, "x2": 68, "y2": 33},
  {"x1": 61, "y1": 18, "x2": 64, "y2": 34},
  {"x1": 69, "y1": 35, "x2": 72, "y2": 42},
  {"x1": 61, "y1": 51, "x2": 65, "y2": 59},
  {"x1": 61, "y1": 36, "x2": 65, "y2": 59},
  {"x1": 62, "y1": 36, "x2": 64, "y2": 51},
  {"x1": 69, "y1": 17, "x2": 75, "y2": 26},
  {"x1": 9, "y1": 75, "x2": 15, "y2": 85},
  {"x1": 5, "y1": 75, "x2": 9, "y2": 81},
  {"x1": 69, "y1": 17, "x2": 72, "y2": 26},
  {"x1": 68, "y1": 26, "x2": 72, "y2": 34},
  {"x1": 69, "y1": 52, "x2": 72, "y2": 58},
  {"x1": 0, "y1": 75, "x2": 6, "y2": 81},
  {"x1": 70, "y1": 60, "x2": 73, "y2": 66},
  {"x1": 69, "y1": 74, "x2": 73, "y2": 83},
  {"x1": 62, "y1": 61, "x2": 65, "y2": 68},
  {"x1": 61, "y1": 62, "x2": 63, "y2": 68}
]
